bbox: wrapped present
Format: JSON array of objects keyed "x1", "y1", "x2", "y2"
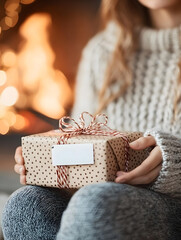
[{"x1": 22, "y1": 112, "x2": 149, "y2": 188}]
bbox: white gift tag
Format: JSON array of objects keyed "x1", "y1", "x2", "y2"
[{"x1": 52, "y1": 144, "x2": 94, "y2": 166}]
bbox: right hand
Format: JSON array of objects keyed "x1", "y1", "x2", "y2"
[{"x1": 14, "y1": 146, "x2": 26, "y2": 185}]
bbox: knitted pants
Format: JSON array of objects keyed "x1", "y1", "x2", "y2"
[{"x1": 2, "y1": 183, "x2": 181, "y2": 240}]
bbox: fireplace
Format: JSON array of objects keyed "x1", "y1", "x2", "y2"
[{"x1": 0, "y1": 0, "x2": 101, "y2": 135}]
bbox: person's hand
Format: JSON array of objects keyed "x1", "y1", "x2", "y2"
[
  {"x1": 115, "y1": 136, "x2": 162, "y2": 185},
  {"x1": 14, "y1": 146, "x2": 26, "y2": 185}
]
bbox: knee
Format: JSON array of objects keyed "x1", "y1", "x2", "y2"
[
  {"x1": 66, "y1": 182, "x2": 161, "y2": 227},
  {"x1": 2, "y1": 185, "x2": 49, "y2": 220},
  {"x1": 61, "y1": 182, "x2": 139, "y2": 225},
  {"x1": 67, "y1": 182, "x2": 138, "y2": 211},
  {"x1": 2, "y1": 186, "x2": 41, "y2": 236},
  {"x1": 2, "y1": 185, "x2": 64, "y2": 240},
  {"x1": 2, "y1": 186, "x2": 36, "y2": 221},
  {"x1": 61, "y1": 182, "x2": 156, "y2": 227},
  {"x1": 58, "y1": 183, "x2": 141, "y2": 240},
  {"x1": 2, "y1": 186, "x2": 32, "y2": 239}
]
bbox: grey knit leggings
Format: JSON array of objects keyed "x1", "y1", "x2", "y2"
[{"x1": 2, "y1": 183, "x2": 181, "y2": 240}]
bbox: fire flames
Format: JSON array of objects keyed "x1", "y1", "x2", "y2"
[{"x1": 0, "y1": 12, "x2": 73, "y2": 135}]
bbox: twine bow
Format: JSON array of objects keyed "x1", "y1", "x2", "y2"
[
  {"x1": 58, "y1": 112, "x2": 126, "y2": 141},
  {"x1": 56, "y1": 112, "x2": 130, "y2": 188}
]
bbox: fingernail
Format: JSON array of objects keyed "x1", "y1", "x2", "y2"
[
  {"x1": 116, "y1": 177, "x2": 125, "y2": 183},
  {"x1": 129, "y1": 142, "x2": 135, "y2": 146},
  {"x1": 129, "y1": 142, "x2": 138, "y2": 147},
  {"x1": 116, "y1": 171, "x2": 123, "y2": 177},
  {"x1": 19, "y1": 167, "x2": 23, "y2": 174},
  {"x1": 17, "y1": 157, "x2": 21, "y2": 164}
]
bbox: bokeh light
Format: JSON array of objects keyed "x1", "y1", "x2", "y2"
[
  {"x1": 1, "y1": 50, "x2": 17, "y2": 67},
  {"x1": 5, "y1": 14, "x2": 19, "y2": 27},
  {"x1": 0, "y1": 18, "x2": 10, "y2": 31},
  {"x1": 6, "y1": 67, "x2": 19, "y2": 85},
  {"x1": 0, "y1": 106, "x2": 6, "y2": 118},
  {"x1": 0, "y1": 119, "x2": 9, "y2": 135},
  {"x1": 0, "y1": 70, "x2": 7, "y2": 86},
  {"x1": 0, "y1": 86, "x2": 19, "y2": 106},
  {"x1": 5, "y1": 0, "x2": 20, "y2": 12},
  {"x1": 13, "y1": 114, "x2": 28, "y2": 130},
  {"x1": 0, "y1": 0, "x2": 36, "y2": 34},
  {"x1": 4, "y1": 111, "x2": 16, "y2": 126},
  {"x1": 21, "y1": 0, "x2": 36, "y2": 5},
  {"x1": 0, "y1": 0, "x2": 73, "y2": 135}
]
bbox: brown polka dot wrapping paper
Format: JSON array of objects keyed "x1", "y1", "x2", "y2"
[{"x1": 22, "y1": 130, "x2": 149, "y2": 189}]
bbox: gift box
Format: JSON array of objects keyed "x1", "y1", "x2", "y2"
[
  {"x1": 22, "y1": 129, "x2": 149, "y2": 189},
  {"x1": 22, "y1": 112, "x2": 150, "y2": 188}
]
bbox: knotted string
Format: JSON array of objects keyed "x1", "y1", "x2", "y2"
[{"x1": 56, "y1": 112, "x2": 130, "y2": 188}]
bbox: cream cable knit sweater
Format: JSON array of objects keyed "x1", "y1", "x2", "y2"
[{"x1": 72, "y1": 22, "x2": 181, "y2": 198}]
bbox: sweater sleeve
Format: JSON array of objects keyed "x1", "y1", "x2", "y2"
[{"x1": 144, "y1": 129, "x2": 181, "y2": 198}]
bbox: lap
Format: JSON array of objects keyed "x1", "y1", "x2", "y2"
[
  {"x1": 2, "y1": 183, "x2": 181, "y2": 240},
  {"x1": 58, "y1": 183, "x2": 181, "y2": 240}
]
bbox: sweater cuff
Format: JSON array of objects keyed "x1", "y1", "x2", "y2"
[{"x1": 144, "y1": 129, "x2": 181, "y2": 198}]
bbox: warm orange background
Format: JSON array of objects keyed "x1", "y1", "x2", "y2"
[{"x1": 0, "y1": 0, "x2": 100, "y2": 194}]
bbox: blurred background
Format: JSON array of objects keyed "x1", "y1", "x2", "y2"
[
  {"x1": 0, "y1": 0, "x2": 100, "y2": 236},
  {"x1": 0, "y1": 0, "x2": 100, "y2": 191}
]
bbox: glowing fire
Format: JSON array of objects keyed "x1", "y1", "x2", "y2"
[
  {"x1": 18, "y1": 13, "x2": 72, "y2": 118},
  {"x1": 0, "y1": 12, "x2": 72, "y2": 134}
]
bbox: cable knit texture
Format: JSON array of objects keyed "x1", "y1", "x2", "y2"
[
  {"x1": 72, "y1": 21, "x2": 181, "y2": 198},
  {"x1": 144, "y1": 129, "x2": 181, "y2": 197}
]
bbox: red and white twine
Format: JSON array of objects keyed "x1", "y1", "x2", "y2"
[{"x1": 56, "y1": 112, "x2": 130, "y2": 188}]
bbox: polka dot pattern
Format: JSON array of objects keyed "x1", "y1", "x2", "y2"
[
  {"x1": 109, "y1": 132, "x2": 149, "y2": 171},
  {"x1": 22, "y1": 130, "x2": 149, "y2": 188}
]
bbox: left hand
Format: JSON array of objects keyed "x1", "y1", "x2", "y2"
[{"x1": 115, "y1": 136, "x2": 162, "y2": 185}]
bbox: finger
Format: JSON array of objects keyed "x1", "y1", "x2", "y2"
[
  {"x1": 129, "y1": 136, "x2": 156, "y2": 150},
  {"x1": 14, "y1": 164, "x2": 26, "y2": 175},
  {"x1": 115, "y1": 146, "x2": 162, "y2": 183},
  {"x1": 20, "y1": 175, "x2": 26, "y2": 185},
  {"x1": 115, "y1": 171, "x2": 127, "y2": 181},
  {"x1": 119, "y1": 164, "x2": 162, "y2": 185},
  {"x1": 14, "y1": 146, "x2": 24, "y2": 164},
  {"x1": 116, "y1": 171, "x2": 124, "y2": 177},
  {"x1": 116, "y1": 146, "x2": 162, "y2": 182}
]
